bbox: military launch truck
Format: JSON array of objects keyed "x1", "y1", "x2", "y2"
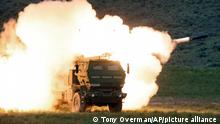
[{"x1": 58, "y1": 55, "x2": 127, "y2": 112}]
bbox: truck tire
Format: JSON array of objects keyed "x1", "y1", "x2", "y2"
[
  {"x1": 71, "y1": 92, "x2": 86, "y2": 112},
  {"x1": 108, "y1": 102, "x2": 122, "y2": 112}
]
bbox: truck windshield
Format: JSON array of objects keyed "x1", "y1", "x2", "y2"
[
  {"x1": 92, "y1": 64, "x2": 120, "y2": 71},
  {"x1": 93, "y1": 65, "x2": 103, "y2": 70},
  {"x1": 90, "y1": 61, "x2": 122, "y2": 71},
  {"x1": 107, "y1": 65, "x2": 120, "y2": 71}
]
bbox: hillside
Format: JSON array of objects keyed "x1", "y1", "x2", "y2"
[
  {"x1": 0, "y1": 0, "x2": 220, "y2": 67},
  {"x1": 89, "y1": 0, "x2": 220, "y2": 68}
]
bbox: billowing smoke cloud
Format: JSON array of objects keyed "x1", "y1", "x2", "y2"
[{"x1": 0, "y1": 0, "x2": 175, "y2": 111}]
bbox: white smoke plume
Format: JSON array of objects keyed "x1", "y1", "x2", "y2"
[{"x1": 0, "y1": 0, "x2": 174, "y2": 111}]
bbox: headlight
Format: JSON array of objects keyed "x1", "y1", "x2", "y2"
[
  {"x1": 91, "y1": 94, "x2": 95, "y2": 97},
  {"x1": 118, "y1": 94, "x2": 122, "y2": 98}
]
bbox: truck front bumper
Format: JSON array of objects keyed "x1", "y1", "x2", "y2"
[{"x1": 84, "y1": 92, "x2": 127, "y2": 104}]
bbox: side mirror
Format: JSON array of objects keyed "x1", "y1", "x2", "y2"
[
  {"x1": 127, "y1": 63, "x2": 130, "y2": 74},
  {"x1": 75, "y1": 64, "x2": 79, "y2": 73}
]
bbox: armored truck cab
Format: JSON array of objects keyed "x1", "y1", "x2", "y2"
[{"x1": 65, "y1": 56, "x2": 127, "y2": 112}]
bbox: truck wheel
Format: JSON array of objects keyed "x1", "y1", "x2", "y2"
[
  {"x1": 108, "y1": 102, "x2": 122, "y2": 112},
  {"x1": 71, "y1": 92, "x2": 86, "y2": 112}
]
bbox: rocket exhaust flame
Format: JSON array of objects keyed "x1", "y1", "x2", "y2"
[{"x1": 0, "y1": 0, "x2": 189, "y2": 111}]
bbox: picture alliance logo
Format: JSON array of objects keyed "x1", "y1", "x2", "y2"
[{"x1": 92, "y1": 116, "x2": 217, "y2": 123}]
